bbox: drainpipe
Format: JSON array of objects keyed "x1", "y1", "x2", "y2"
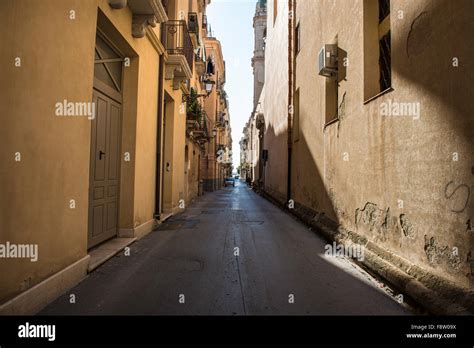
[
  {"x1": 286, "y1": 0, "x2": 294, "y2": 205},
  {"x1": 155, "y1": 56, "x2": 165, "y2": 219}
]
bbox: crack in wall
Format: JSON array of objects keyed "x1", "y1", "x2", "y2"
[{"x1": 406, "y1": 11, "x2": 429, "y2": 58}]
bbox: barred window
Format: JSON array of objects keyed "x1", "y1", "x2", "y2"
[
  {"x1": 379, "y1": 0, "x2": 390, "y2": 23},
  {"x1": 379, "y1": 30, "x2": 391, "y2": 92},
  {"x1": 378, "y1": 0, "x2": 391, "y2": 91},
  {"x1": 363, "y1": 0, "x2": 392, "y2": 101}
]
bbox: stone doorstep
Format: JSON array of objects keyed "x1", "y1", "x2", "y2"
[
  {"x1": 159, "y1": 212, "x2": 173, "y2": 223},
  {"x1": 88, "y1": 237, "x2": 136, "y2": 272}
]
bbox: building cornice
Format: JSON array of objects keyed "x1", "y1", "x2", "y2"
[
  {"x1": 145, "y1": 27, "x2": 165, "y2": 55},
  {"x1": 108, "y1": 0, "x2": 168, "y2": 38}
]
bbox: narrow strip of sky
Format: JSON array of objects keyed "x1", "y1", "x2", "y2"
[{"x1": 206, "y1": 0, "x2": 256, "y2": 170}]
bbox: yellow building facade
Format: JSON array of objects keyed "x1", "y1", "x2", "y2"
[
  {"x1": 203, "y1": 37, "x2": 232, "y2": 190},
  {"x1": 0, "y1": 0, "x2": 231, "y2": 314}
]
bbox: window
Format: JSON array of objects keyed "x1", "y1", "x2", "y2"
[
  {"x1": 273, "y1": 0, "x2": 278, "y2": 26},
  {"x1": 94, "y1": 34, "x2": 123, "y2": 92},
  {"x1": 293, "y1": 88, "x2": 300, "y2": 142},
  {"x1": 379, "y1": 0, "x2": 390, "y2": 23},
  {"x1": 363, "y1": 0, "x2": 392, "y2": 102},
  {"x1": 263, "y1": 28, "x2": 267, "y2": 51},
  {"x1": 378, "y1": 0, "x2": 391, "y2": 92},
  {"x1": 295, "y1": 22, "x2": 301, "y2": 55}
]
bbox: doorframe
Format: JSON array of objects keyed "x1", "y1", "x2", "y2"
[
  {"x1": 88, "y1": 30, "x2": 125, "y2": 249},
  {"x1": 161, "y1": 92, "x2": 175, "y2": 214},
  {"x1": 155, "y1": 56, "x2": 164, "y2": 218}
]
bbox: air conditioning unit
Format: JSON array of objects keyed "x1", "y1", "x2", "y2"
[{"x1": 318, "y1": 44, "x2": 338, "y2": 78}]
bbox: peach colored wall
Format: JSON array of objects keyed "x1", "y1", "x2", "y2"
[{"x1": 260, "y1": 0, "x2": 289, "y2": 201}]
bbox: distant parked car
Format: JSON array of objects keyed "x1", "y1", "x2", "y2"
[
  {"x1": 224, "y1": 177, "x2": 235, "y2": 187},
  {"x1": 234, "y1": 175, "x2": 240, "y2": 180}
]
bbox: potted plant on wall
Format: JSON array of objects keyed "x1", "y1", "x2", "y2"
[{"x1": 186, "y1": 88, "x2": 203, "y2": 126}]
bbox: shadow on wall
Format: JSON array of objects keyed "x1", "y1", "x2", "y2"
[
  {"x1": 391, "y1": 0, "x2": 473, "y2": 275},
  {"x1": 260, "y1": 121, "x2": 340, "y2": 228},
  {"x1": 392, "y1": 0, "x2": 474, "y2": 145},
  {"x1": 260, "y1": 0, "x2": 473, "y2": 285}
]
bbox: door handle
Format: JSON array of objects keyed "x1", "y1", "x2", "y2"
[{"x1": 99, "y1": 150, "x2": 106, "y2": 160}]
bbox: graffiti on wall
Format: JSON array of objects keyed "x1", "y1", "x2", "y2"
[{"x1": 444, "y1": 181, "x2": 470, "y2": 213}]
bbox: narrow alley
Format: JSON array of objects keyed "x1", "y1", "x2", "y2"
[
  {"x1": 40, "y1": 182, "x2": 409, "y2": 315},
  {"x1": 1, "y1": 0, "x2": 473, "y2": 345}
]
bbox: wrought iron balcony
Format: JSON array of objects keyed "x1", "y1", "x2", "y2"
[
  {"x1": 186, "y1": 96, "x2": 203, "y2": 131},
  {"x1": 195, "y1": 51, "x2": 206, "y2": 76},
  {"x1": 161, "y1": 0, "x2": 169, "y2": 13},
  {"x1": 216, "y1": 112, "x2": 226, "y2": 128},
  {"x1": 216, "y1": 144, "x2": 226, "y2": 156},
  {"x1": 161, "y1": 20, "x2": 194, "y2": 75},
  {"x1": 196, "y1": 111, "x2": 211, "y2": 141},
  {"x1": 187, "y1": 110, "x2": 210, "y2": 142},
  {"x1": 188, "y1": 12, "x2": 200, "y2": 49}
]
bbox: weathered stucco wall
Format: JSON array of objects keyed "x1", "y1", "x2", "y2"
[
  {"x1": 292, "y1": 0, "x2": 473, "y2": 287},
  {"x1": 0, "y1": 0, "x2": 161, "y2": 303},
  {"x1": 131, "y1": 39, "x2": 159, "y2": 229},
  {"x1": 0, "y1": 0, "x2": 97, "y2": 304},
  {"x1": 261, "y1": 0, "x2": 289, "y2": 201},
  {"x1": 163, "y1": 83, "x2": 186, "y2": 214}
]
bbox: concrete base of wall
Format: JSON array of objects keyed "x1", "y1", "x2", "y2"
[
  {"x1": 119, "y1": 218, "x2": 156, "y2": 240},
  {"x1": 158, "y1": 212, "x2": 173, "y2": 223},
  {"x1": 0, "y1": 219, "x2": 156, "y2": 315},
  {"x1": 258, "y1": 189, "x2": 474, "y2": 315},
  {"x1": 0, "y1": 255, "x2": 90, "y2": 315},
  {"x1": 88, "y1": 237, "x2": 136, "y2": 272}
]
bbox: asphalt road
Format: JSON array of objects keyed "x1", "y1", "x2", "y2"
[{"x1": 40, "y1": 181, "x2": 411, "y2": 315}]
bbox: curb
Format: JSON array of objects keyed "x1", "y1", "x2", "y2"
[{"x1": 257, "y1": 188, "x2": 473, "y2": 315}]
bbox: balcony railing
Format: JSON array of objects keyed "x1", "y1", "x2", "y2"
[
  {"x1": 194, "y1": 50, "x2": 206, "y2": 76},
  {"x1": 216, "y1": 112, "x2": 225, "y2": 128},
  {"x1": 161, "y1": 0, "x2": 169, "y2": 14},
  {"x1": 161, "y1": 0, "x2": 170, "y2": 13},
  {"x1": 187, "y1": 110, "x2": 210, "y2": 142},
  {"x1": 199, "y1": 111, "x2": 210, "y2": 139},
  {"x1": 161, "y1": 20, "x2": 194, "y2": 74}
]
